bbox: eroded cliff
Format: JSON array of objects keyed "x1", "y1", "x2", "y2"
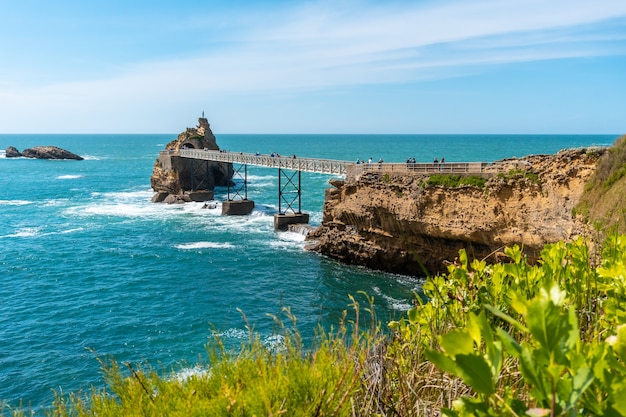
[{"x1": 307, "y1": 148, "x2": 605, "y2": 276}]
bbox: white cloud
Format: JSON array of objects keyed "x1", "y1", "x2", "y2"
[{"x1": 1, "y1": 0, "x2": 625, "y2": 132}]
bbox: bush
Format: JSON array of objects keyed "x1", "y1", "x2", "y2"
[{"x1": 426, "y1": 174, "x2": 486, "y2": 188}]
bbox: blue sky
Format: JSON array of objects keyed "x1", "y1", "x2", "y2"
[{"x1": 1, "y1": 0, "x2": 625, "y2": 134}]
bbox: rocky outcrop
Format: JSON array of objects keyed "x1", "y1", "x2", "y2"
[
  {"x1": 151, "y1": 117, "x2": 233, "y2": 203},
  {"x1": 5, "y1": 146, "x2": 21, "y2": 157},
  {"x1": 306, "y1": 148, "x2": 605, "y2": 276},
  {"x1": 6, "y1": 146, "x2": 83, "y2": 160}
]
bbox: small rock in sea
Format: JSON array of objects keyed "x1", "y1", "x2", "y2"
[
  {"x1": 5, "y1": 146, "x2": 22, "y2": 158},
  {"x1": 20, "y1": 146, "x2": 84, "y2": 160}
]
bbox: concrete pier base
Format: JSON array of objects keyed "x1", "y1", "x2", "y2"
[
  {"x1": 222, "y1": 200, "x2": 255, "y2": 216},
  {"x1": 274, "y1": 213, "x2": 310, "y2": 231},
  {"x1": 188, "y1": 190, "x2": 214, "y2": 202}
]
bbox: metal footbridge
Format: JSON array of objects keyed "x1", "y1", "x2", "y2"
[
  {"x1": 178, "y1": 149, "x2": 350, "y2": 175},
  {"x1": 164, "y1": 148, "x2": 501, "y2": 229},
  {"x1": 175, "y1": 149, "x2": 496, "y2": 177}
]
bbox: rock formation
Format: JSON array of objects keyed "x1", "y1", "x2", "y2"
[
  {"x1": 5, "y1": 146, "x2": 21, "y2": 158},
  {"x1": 151, "y1": 117, "x2": 233, "y2": 203},
  {"x1": 5, "y1": 145, "x2": 83, "y2": 160},
  {"x1": 306, "y1": 148, "x2": 605, "y2": 276}
]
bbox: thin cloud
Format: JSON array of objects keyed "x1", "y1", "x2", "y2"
[{"x1": 1, "y1": 0, "x2": 625, "y2": 132}]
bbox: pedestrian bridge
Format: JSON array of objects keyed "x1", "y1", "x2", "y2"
[
  {"x1": 163, "y1": 148, "x2": 503, "y2": 230},
  {"x1": 173, "y1": 149, "x2": 500, "y2": 179}
]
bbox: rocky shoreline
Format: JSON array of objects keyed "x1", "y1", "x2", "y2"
[{"x1": 306, "y1": 148, "x2": 605, "y2": 276}]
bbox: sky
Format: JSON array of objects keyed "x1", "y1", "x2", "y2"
[{"x1": 1, "y1": 0, "x2": 625, "y2": 134}]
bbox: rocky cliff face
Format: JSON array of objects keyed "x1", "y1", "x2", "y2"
[
  {"x1": 307, "y1": 148, "x2": 604, "y2": 276},
  {"x1": 151, "y1": 117, "x2": 233, "y2": 203}
]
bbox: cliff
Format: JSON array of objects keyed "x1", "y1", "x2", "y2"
[
  {"x1": 151, "y1": 117, "x2": 233, "y2": 203},
  {"x1": 307, "y1": 148, "x2": 605, "y2": 276}
]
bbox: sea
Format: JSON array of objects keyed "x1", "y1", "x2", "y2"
[{"x1": 0, "y1": 133, "x2": 619, "y2": 412}]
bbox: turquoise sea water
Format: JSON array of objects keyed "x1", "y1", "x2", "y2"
[{"x1": 0, "y1": 133, "x2": 618, "y2": 411}]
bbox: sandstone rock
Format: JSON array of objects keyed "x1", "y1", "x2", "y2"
[
  {"x1": 307, "y1": 148, "x2": 605, "y2": 276},
  {"x1": 21, "y1": 146, "x2": 84, "y2": 160},
  {"x1": 5, "y1": 146, "x2": 22, "y2": 157},
  {"x1": 151, "y1": 117, "x2": 233, "y2": 203}
]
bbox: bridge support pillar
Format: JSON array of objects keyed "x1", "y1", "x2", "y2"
[
  {"x1": 222, "y1": 199, "x2": 255, "y2": 216},
  {"x1": 274, "y1": 213, "x2": 310, "y2": 231}
]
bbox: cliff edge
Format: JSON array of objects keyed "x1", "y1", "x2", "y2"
[
  {"x1": 307, "y1": 148, "x2": 606, "y2": 276},
  {"x1": 151, "y1": 117, "x2": 233, "y2": 203}
]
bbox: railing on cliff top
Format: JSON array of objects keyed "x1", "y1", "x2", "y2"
[{"x1": 167, "y1": 149, "x2": 503, "y2": 178}]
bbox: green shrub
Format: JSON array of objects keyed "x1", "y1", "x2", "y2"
[
  {"x1": 497, "y1": 168, "x2": 540, "y2": 184},
  {"x1": 427, "y1": 174, "x2": 486, "y2": 188},
  {"x1": 592, "y1": 135, "x2": 626, "y2": 188}
]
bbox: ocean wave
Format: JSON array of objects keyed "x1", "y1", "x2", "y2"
[
  {"x1": 0, "y1": 199, "x2": 33, "y2": 206},
  {"x1": 81, "y1": 155, "x2": 101, "y2": 161},
  {"x1": 57, "y1": 174, "x2": 84, "y2": 180},
  {"x1": 211, "y1": 328, "x2": 247, "y2": 340},
  {"x1": 171, "y1": 366, "x2": 210, "y2": 384},
  {"x1": 371, "y1": 286, "x2": 413, "y2": 312},
  {"x1": 0, "y1": 226, "x2": 84, "y2": 239},
  {"x1": 247, "y1": 174, "x2": 275, "y2": 181},
  {"x1": 175, "y1": 242, "x2": 235, "y2": 250},
  {"x1": 1, "y1": 227, "x2": 41, "y2": 239},
  {"x1": 91, "y1": 189, "x2": 153, "y2": 201}
]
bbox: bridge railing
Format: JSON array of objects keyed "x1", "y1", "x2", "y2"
[
  {"x1": 168, "y1": 149, "x2": 505, "y2": 178},
  {"x1": 354, "y1": 162, "x2": 499, "y2": 175},
  {"x1": 175, "y1": 149, "x2": 350, "y2": 175}
]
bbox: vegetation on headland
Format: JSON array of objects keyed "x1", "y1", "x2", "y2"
[
  {"x1": 6, "y1": 235, "x2": 626, "y2": 416},
  {"x1": 425, "y1": 174, "x2": 487, "y2": 188},
  {"x1": 496, "y1": 168, "x2": 540, "y2": 185},
  {"x1": 576, "y1": 134, "x2": 626, "y2": 233}
]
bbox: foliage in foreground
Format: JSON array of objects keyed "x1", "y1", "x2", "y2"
[{"x1": 5, "y1": 236, "x2": 626, "y2": 416}]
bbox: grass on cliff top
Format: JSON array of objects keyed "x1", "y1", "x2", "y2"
[
  {"x1": 8, "y1": 236, "x2": 626, "y2": 416},
  {"x1": 576, "y1": 134, "x2": 626, "y2": 233},
  {"x1": 425, "y1": 174, "x2": 487, "y2": 188}
]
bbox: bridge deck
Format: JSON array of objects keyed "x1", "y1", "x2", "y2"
[{"x1": 168, "y1": 149, "x2": 503, "y2": 178}]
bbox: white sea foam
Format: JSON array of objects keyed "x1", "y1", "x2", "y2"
[
  {"x1": 78, "y1": 203, "x2": 156, "y2": 217},
  {"x1": 212, "y1": 328, "x2": 248, "y2": 340},
  {"x1": 1, "y1": 227, "x2": 41, "y2": 238},
  {"x1": 176, "y1": 242, "x2": 234, "y2": 250},
  {"x1": 280, "y1": 232, "x2": 306, "y2": 242},
  {"x1": 81, "y1": 155, "x2": 101, "y2": 161},
  {"x1": 58, "y1": 227, "x2": 84, "y2": 234},
  {"x1": 0, "y1": 199, "x2": 33, "y2": 206},
  {"x1": 264, "y1": 335, "x2": 286, "y2": 352},
  {"x1": 57, "y1": 174, "x2": 83, "y2": 180},
  {"x1": 247, "y1": 174, "x2": 275, "y2": 182},
  {"x1": 171, "y1": 366, "x2": 210, "y2": 384},
  {"x1": 382, "y1": 294, "x2": 413, "y2": 312}
]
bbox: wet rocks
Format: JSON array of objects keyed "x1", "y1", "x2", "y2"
[{"x1": 5, "y1": 146, "x2": 84, "y2": 160}]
